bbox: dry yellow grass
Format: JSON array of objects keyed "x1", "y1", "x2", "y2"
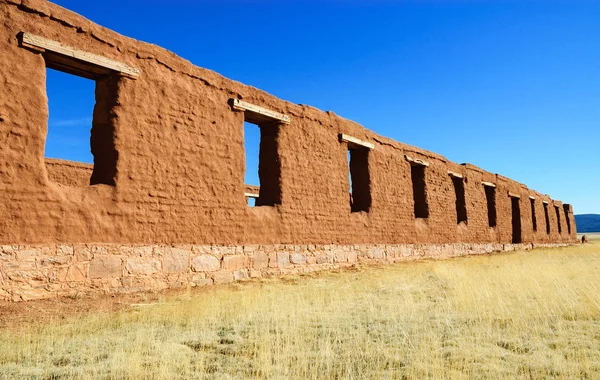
[{"x1": 1, "y1": 241, "x2": 600, "y2": 379}]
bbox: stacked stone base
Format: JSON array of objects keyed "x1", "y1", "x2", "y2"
[{"x1": 0, "y1": 242, "x2": 571, "y2": 301}]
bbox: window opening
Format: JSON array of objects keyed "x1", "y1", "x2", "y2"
[
  {"x1": 244, "y1": 122, "x2": 261, "y2": 207},
  {"x1": 45, "y1": 69, "x2": 95, "y2": 165},
  {"x1": 243, "y1": 120, "x2": 281, "y2": 207},
  {"x1": 511, "y1": 196, "x2": 522, "y2": 243},
  {"x1": 563, "y1": 204, "x2": 572, "y2": 235},
  {"x1": 555, "y1": 205, "x2": 562, "y2": 234},
  {"x1": 347, "y1": 148, "x2": 371, "y2": 213},
  {"x1": 544, "y1": 202, "x2": 550, "y2": 234},
  {"x1": 530, "y1": 197, "x2": 537, "y2": 232},
  {"x1": 45, "y1": 65, "x2": 121, "y2": 187},
  {"x1": 340, "y1": 134, "x2": 373, "y2": 213},
  {"x1": 20, "y1": 33, "x2": 138, "y2": 187},
  {"x1": 451, "y1": 175, "x2": 467, "y2": 224},
  {"x1": 484, "y1": 184, "x2": 497, "y2": 227},
  {"x1": 232, "y1": 99, "x2": 287, "y2": 207},
  {"x1": 411, "y1": 164, "x2": 428, "y2": 219}
]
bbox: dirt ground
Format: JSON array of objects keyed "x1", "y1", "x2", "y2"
[{"x1": 0, "y1": 290, "x2": 176, "y2": 329}]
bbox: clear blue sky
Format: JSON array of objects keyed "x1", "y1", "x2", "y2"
[{"x1": 45, "y1": 0, "x2": 599, "y2": 214}]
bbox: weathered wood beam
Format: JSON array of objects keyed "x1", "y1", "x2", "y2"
[
  {"x1": 19, "y1": 32, "x2": 140, "y2": 79},
  {"x1": 405, "y1": 155, "x2": 429, "y2": 167},
  {"x1": 231, "y1": 99, "x2": 290, "y2": 124},
  {"x1": 448, "y1": 171, "x2": 463, "y2": 179},
  {"x1": 339, "y1": 134, "x2": 375, "y2": 150}
]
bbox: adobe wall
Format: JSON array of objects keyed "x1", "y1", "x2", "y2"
[
  {"x1": 45, "y1": 158, "x2": 92, "y2": 187},
  {"x1": 0, "y1": 0, "x2": 577, "y2": 300}
]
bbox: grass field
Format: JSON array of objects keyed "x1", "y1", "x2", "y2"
[{"x1": 1, "y1": 240, "x2": 599, "y2": 379}]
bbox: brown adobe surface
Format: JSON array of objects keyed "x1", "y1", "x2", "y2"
[{"x1": 0, "y1": 0, "x2": 577, "y2": 247}]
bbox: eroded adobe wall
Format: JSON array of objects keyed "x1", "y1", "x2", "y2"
[
  {"x1": 45, "y1": 158, "x2": 92, "y2": 187},
  {"x1": 0, "y1": 0, "x2": 577, "y2": 249}
]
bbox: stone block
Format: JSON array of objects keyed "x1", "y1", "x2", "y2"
[
  {"x1": 57, "y1": 245, "x2": 74, "y2": 256},
  {"x1": 0, "y1": 287, "x2": 10, "y2": 301},
  {"x1": 368, "y1": 248, "x2": 385, "y2": 260},
  {"x1": 164, "y1": 248, "x2": 189, "y2": 273},
  {"x1": 74, "y1": 246, "x2": 93, "y2": 261},
  {"x1": 290, "y1": 253, "x2": 306, "y2": 265},
  {"x1": 233, "y1": 269, "x2": 249, "y2": 281},
  {"x1": 213, "y1": 246, "x2": 236, "y2": 257},
  {"x1": 243, "y1": 245, "x2": 260, "y2": 254},
  {"x1": 40, "y1": 256, "x2": 71, "y2": 266},
  {"x1": 399, "y1": 246, "x2": 413, "y2": 257},
  {"x1": 90, "y1": 246, "x2": 110, "y2": 255},
  {"x1": 265, "y1": 268, "x2": 282, "y2": 276},
  {"x1": 277, "y1": 252, "x2": 290, "y2": 268},
  {"x1": 126, "y1": 258, "x2": 161, "y2": 275},
  {"x1": 3, "y1": 261, "x2": 36, "y2": 271},
  {"x1": 130, "y1": 246, "x2": 154, "y2": 257},
  {"x1": 6, "y1": 269, "x2": 44, "y2": 283},
  {"x1": 0, "y1": 246, "x2": 16, "y2": 257},
  {"x1": 268, "y1": 252, "x2": 279, "y2": 268},
  {"x1": 222, "y1": 255, "x2": 248, "y2": 271},
  {"x1": 213, "y1": 271, "x2": 234, "y2": 284},
  {"x1": 250, "y1": 270, "x2": 262, "y2": 278},
  {"x1": 191, "y1": 273, "x2": 212, "y2": 286},
  {"x1": 17, "y1": 287, "x2": 52, "y2": 302},
  {"x1": 316, "y1": 255, "x2": 328, "y2": 264},
  {"x1": 16, "y1": 249, "x2": 39, "y2": 262},
  {"x1": 48, "y1": 268, "x2": 64, "y2": 282},
  {"x1": 66, "y1": 263, "x2": 88, "y2": 282},
  {"x1": 194, "y1": 278, "x2": 214, "y2": 287},
  {"x1": 192, "y1": 245, "x2": 213, "y2": 255},
  {"x1": 191, "y1": 255, "x2": 220, "y2": 272},
  {"x1": 252, "y1": 252, "x2": 269, "y2": 269},
  {"x1": 89, "y1": 255, "x2": 122, "y2": 279},
  {"x1": 334, "y1": 251, "x2": 348, "y2": 263}
]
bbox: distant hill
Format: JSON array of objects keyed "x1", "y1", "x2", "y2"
[{"x1": 575, "y1": 214, "x2": 600, "y2": 233}]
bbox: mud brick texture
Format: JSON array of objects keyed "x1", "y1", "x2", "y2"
[{"x1": 0, "y1": 1, "x2": 577, "y2": 300}]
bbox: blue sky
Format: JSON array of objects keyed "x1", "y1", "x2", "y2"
[{"x1": 45, "y1": 0, "x2": 599, "y2": 214}]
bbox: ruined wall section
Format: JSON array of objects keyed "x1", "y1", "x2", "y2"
[
  {"x1": 0, "y1": 0, "x2": 577, "y2": 247},
  {"x1": 45, "y1": 158, "x2": 92, "y2": 187}
]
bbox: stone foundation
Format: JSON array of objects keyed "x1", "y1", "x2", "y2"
[{"x1": 0, "y1": 243, "x2": 571, "y2": 302}]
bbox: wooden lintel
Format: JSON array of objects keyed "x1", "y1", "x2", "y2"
[
  {"x1": 508, "y1": 192, "x2": 520, "y2": 199},
  {"x1": 529, "y1": 195, "x2": 536, "y2": 200},
  {"x1": 542, "y1": 200, "x2": 549, "y2": 205},
  {"x1": 244, "y1": 192, "x2": 259, "y2": 198},
  {"x1": 19, "y1": 32, "x2": 140, "y2": 79},
  {"x1": 482, "y1": 181, "x2": 496, "y2": 188},
  {"x1": 405, "y1": 155, "x2": 429, "y2": 167},
  {"x1": 231, "y1": 99, "x2": 290, "y2": 124},
  {"x1": 339, "y1": 134, "x2": 374, "y2": 150},
  {"x1": 448, "y1": 171, "x2": 463, "y2": 179}
]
